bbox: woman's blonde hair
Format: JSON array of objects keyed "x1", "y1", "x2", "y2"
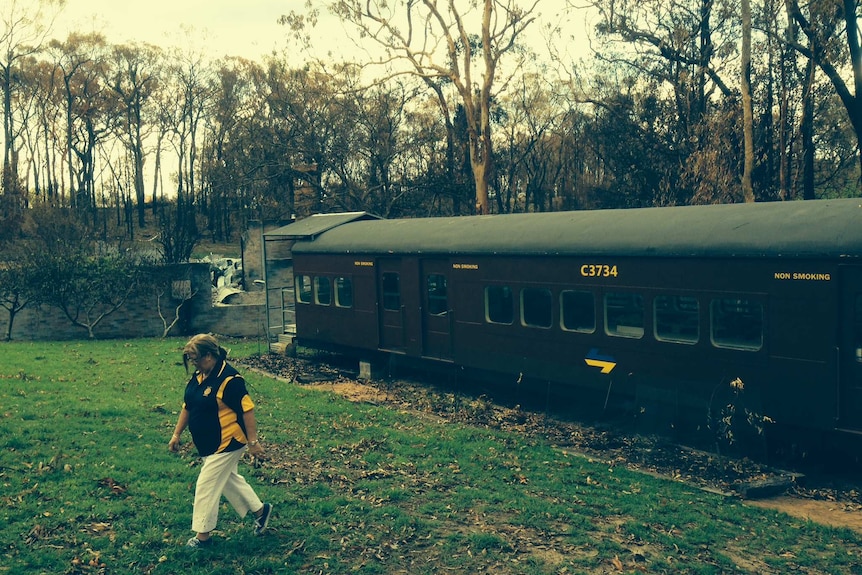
[{"x1": 183, "y1": 333, "x2": 229, "y2": 372}]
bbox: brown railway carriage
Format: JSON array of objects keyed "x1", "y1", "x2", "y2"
[{"x1": 276, "y1": 199, "x2": 862, "y2": 454}]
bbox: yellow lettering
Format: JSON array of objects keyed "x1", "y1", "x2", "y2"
[
  {"x1": 792, "y1": 272, "x2": 831, "y2": 281},
  {"x1": 580, "y1": 264, "x2": 619, "y2": 278},
  {"x1": 775, "y1": 271, "x2": 830, "y2": 281}
]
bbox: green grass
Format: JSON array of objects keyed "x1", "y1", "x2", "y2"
[{"x1": 2, "y1": 338, "x2": 862, "y2": 574}]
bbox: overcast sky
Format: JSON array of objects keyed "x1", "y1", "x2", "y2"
[
  {"x1": 51, "y1": 0, "x2": 302, "y2": 61},
  {"x1": 49, "y1": 1, "x2": 591, "y2": 64}
]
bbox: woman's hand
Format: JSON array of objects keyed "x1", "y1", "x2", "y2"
[
  {"x1": 168, "y1": 434, "x2": 181, "y2": 452},
  {"x1": 248, "y1": 441, "x2": 265, "y2": 459}
]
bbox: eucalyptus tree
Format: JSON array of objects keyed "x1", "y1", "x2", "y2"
[
  {"x1": 496, "y1": 72, "x2": 567, "y2": 213},
  {"x1": 741, "y1": 0, "x2": 755, "y2": 202},
  {"x1": 7, "y1": 54, "x2": 42, "y2": 199},
  {"x1": 323, "y1": 78, "x2": 421, "y2": 217},
  {"x1": 49, "y1": 32, "x2": 115, "y2": 219},
  {"x1": 201, "y1": 56, "x2": 264, "y2": 240},
  {"x1": 104, "y1": 41, "x2": 161, "y2": 228},
  {"x1": 578, "y1": 0, "x2": 744, "y2": 203},
  {"x1": 17, "y1": 57, "x2": 63, "y2": 203},
  {"x1": 0, "y1": 0, "x2": 63, "y2": 191},
  {"x1": 164, "y1": 45, "x2": 212, "y2": 203},
  {"x1": 286, "y1": 0, "x2": 541, "y2": 215},
  {"x1": 259, "y1": 60, "x2": 345, "y2": 217},
  {"x1": 784, "y1": 0, "x2": 862, "y2": 190}
]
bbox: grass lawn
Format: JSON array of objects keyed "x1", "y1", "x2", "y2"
[{"x1": 2, "y1": 338, "x2": 862, "y2": 575}]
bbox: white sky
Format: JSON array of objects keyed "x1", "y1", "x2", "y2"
[
  {"x1": 51, "y1": 0, "x2": 304, "y2": 61},
  {"x1": 50, "y1": 1, "x2": 593, "y2": 64}
]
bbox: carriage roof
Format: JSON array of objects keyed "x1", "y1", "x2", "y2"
[{"x1": 272, "y1": 198, "x2": 862, "y2": 259}]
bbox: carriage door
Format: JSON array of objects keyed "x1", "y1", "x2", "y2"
[
  {"x1": 378, "y1": 259, "x2": 406, "y2": 352},
  {"x1": 839, "y1": 266, "x2": 862, "y2": 430},
  {"x1": 421, "y1": 260, "x2": 453, "y2": 361}
]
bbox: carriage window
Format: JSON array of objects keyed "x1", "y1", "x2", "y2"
[
  {"x1": 605, "y1": 292, "x2": 644, "y2": 338},
  {"x1": 335, "y1": 277, "x2": 353, "y2": 308},
  {"x1": 314, "y1": 276, "x2": 331, "y2": 305},
  {"x1": 295, "y1": 275, "x2": 312, "y2": 304},
  {"x1": 427, "y1": 274, "x2": 448, "y2": 316},
  {"x1": 561, "y1": 290, "x2": 595, "y2": 333},
  {"x1": 521, "y1": 288, "x2": 553, "y2": 328},
  {"x1": 485, "y1": 285, "x2": 513, "y2": 324},
  {"x1": 711, "y1": 298, "x2": 763, "y2": 351},
  {"x1": 382, "y1": 272, "x2": 400, "y2": 311},
  {"x1": 654, "y1": 295, "x2": 699, "y2": 344}
]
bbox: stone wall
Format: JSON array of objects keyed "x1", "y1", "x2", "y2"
[{"x1": 0, "y1": 263, "x2": 267, "y2": 341}]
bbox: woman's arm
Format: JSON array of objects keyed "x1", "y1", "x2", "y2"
[
  {"x1": 168, "y1": 408, "x2": 189, "y2": 452},
  {"x1": 243, "y1": 409, "x2": 265, "y2": 458}
]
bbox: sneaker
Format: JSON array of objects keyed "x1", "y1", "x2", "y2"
[
  {"x1": 253, "y1": 503, "x2": 273, "y2": 536},
  {"x1": 186, "y1": 536, "x2": 213, "y2": 548}
]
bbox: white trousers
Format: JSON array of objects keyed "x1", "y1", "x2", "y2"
[{"x1": 192, "y1": 447, "x2": 262, "y2": 534}]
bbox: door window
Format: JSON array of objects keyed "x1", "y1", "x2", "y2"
[
  {"x1": 427, "y1": 274, "x2": 448, "y2": 315},
  {"x1": 382, "y1": 272, "x2": 400, "y2": 311}
]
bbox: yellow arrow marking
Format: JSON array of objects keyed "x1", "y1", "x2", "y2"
[{"x1": 585, "y1": 359, "x2": 616, "y2": 374}]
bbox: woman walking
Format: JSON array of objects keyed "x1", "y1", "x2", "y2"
[{"x1": 168, "y1": 334, "x2": 272, "y2": 548}]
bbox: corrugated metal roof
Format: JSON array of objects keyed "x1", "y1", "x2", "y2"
[
  {"x1": 263, "y1": 212, "x2": 381, "y2": 240},
  {"x1": 290, "y1": 199, "x2": 862, "y2": 259}
]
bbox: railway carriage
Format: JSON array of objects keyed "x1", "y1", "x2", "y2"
[{"x1": 271, "y1": 199, "x2": 862, "y2": 458}]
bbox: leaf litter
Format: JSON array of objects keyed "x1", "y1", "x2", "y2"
[{"x1": 240, "y1": 353, "x2": 862, "y2": 535}]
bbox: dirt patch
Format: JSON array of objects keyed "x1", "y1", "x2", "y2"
[
  {"x1": 312, "y1": 381, "x2": 394, "y2": 403},
  {"x1": 748, "y1": 496, "x2": 862, "y2": 532},
  {"x1": 239, "y1": 353, "x2": 862, "y2": 534}
]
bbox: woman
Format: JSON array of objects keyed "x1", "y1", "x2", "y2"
[{"x1": 168, "y1": 334, "x2": 272, "y2": 548}]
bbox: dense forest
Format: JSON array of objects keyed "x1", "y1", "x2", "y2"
[{"x1": 1, "y1": 0, "x2": 861, "y2": 251}]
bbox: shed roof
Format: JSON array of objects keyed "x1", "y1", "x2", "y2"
[
  {"x1": 289, "y1": 199, "x2": 862, "y2": 259},
  {"x1": 264, "y1": 211, "x2": 381, "y2": 240}
]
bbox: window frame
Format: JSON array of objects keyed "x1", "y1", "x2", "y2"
[
  {"x1": 710, "y1": 297, "x2": 764, "y2": 351},
  {"x1": 426, "y1": 274, "x2": 448, "y2": 316},
  {"x1": 654, "y1": 294, "x2": 700, "y2": 345},
  {"x1": 334, "y1": 276, "x2": 353, "y2": 308},
  {"x1": 295, "y1": 274, "x2": 313, "y2": 304},
  {"x1": 560, "y1": 289, "x2": 596, "y2": 334},
  {"x1": 382, "y1": 272, "x2": 401, "y2": 311},
  {"x1": 520, "y1": 287, "x2": 553, "y2": 329},
  {"x1": 485, "y1": 285, "x2": 514, "y2": 325},
  {"x1": 314, "y1": 276, "x2": 331, "y2": 306},
  {"x1": 604, "y1": 292, "x2": 645, "y2": 339}
]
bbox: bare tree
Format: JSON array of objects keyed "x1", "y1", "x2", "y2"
[
  {"x1": 153, "y1": 266, "x2": 198, "y2": 338},
  {"x1": 49, "y1": 32, "x2": 112, "y2": 216},
  {"x1": 0, "y1": 0, "x2": 63, "y2": 186},
  {"x1": 105, "y1": 42, "x2": 161, "y2": 228},
  {"x1": 288, "y1": 0, "x2": 540, "y2": 214}
]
